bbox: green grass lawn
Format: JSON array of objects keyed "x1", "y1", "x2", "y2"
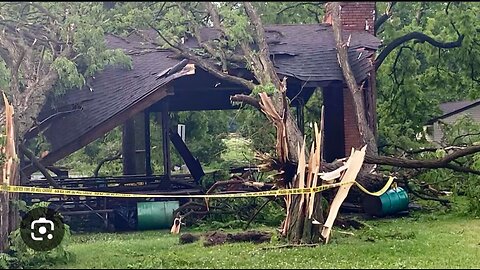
[{"x1": 56, "y1": 210, "x2": 480, "y2": 269}]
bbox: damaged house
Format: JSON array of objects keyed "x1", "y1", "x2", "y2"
[{"x1": 20, "y1": 2, "x2": 381, "y2": 230}]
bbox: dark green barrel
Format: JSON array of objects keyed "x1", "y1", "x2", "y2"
[
  {"x1": 137, "y1": 201, "x2": 179, "y2": 230},
  {"x1": 362, "y1": 187, "x2": 409, "y2": 217}
]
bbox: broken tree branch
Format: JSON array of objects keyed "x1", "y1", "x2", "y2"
[
  {"x1": 374, "y1": 2, "x2": 397, "y2": 35},
  {"x1": 93, "y1": 152, "x2": 122, "y2": 177},
  {"x1": 243, "y1": 2, "x2": 282, "y2": 88},
  {"x1": 230, "y1": 94, "x2": 261, "y2": 110},
  {"x1": 244, "y1": 198, "x2": 273, "y2": 230},
  {"x1": 18, "y1": 144, "x2": 59, "y2": 188},
  {"x1": 277, "y1": 2, "x2": 324, "y2": 17},
  {"x1": 365, "y1": 145, "x2": 480, "y2": 169}
]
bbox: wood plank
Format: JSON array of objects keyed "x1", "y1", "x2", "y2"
[
  {"x1": 308, "y1": 165, "x2": 319, "y2": 219},
  {"x1": 169, "y1": 129, "x2": 205, "y2": 183},
  {"x1": 144, "y1": 110, "x2": 152, "y2": 176},
  {"x1": 122, "y1": 118, "x2": 136, "y2": 175},
  {"x1": 321, "y1": 145, "x2": 366, "y2": 243},
  {"x1": 161, "y1": 100, "x2": 171, "y2": 189},
  {"x1": 304, "y1": 142, "x2": 315, "y2": 217},
  {"x1": 297, "y1": 138, "x2": 306, "y2": 213}
]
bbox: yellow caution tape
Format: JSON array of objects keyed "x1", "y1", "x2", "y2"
[
  {"x1": 0, "y1": 177, "x2": 395, "y2": 199},
  {"x1": 354, "y1": 176, "x2": 396, "y2": 197}
]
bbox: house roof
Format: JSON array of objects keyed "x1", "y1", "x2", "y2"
[
  {"x1": 23, "y1": 24, "x2": 381, "y2": 173},
  {"x1": 427, "y1": 99, "x2": 480, "y2": 124},
  {"x1": 145, "y1": 24, "x2": 381, "y2": 85}
]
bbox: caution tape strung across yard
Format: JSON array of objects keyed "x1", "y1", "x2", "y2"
[{"x1": 0, "y1": 176, "x2": 395, "y2": 198}]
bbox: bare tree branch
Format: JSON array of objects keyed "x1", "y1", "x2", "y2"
[
  {"x1": 205, "y1": 2, "x2": 222, "y2": 29},
  {"x1": 402, "y1": 177, "x2": 450, "y2": 205},
  {"x1": 243, "y1": 2, "x2": 281, "y2": 88},
  {"x1": 27, "y1": 2, "x2": 59, "y2": 22},
  {"x1": 365, "y1": 145, "x2": 480, "y2": 169},
  {"x1": 93, "y1": 152, "x2": 122, "y2": 177},
  {"x1": 276, "y1": 2, "x2": 324, "y2": 17},
  {"x1": 230, "y1": 94, "x2": 261, "y2": 110},
  {"x1": 375, "y1": 31, "x2": 464, "y2": 71},
  {"x1": 374, "y1": 2, "x2": 396, "y2": 35},
  {"x1": 451, "y1": 131, "x2": 480, "y2": 146},
  {"x1": 415, "y1": 2, "x2": 426, "y2": 25},
  {"x1": 445, "y1": 163, "x2": 480, "y2": 175}
]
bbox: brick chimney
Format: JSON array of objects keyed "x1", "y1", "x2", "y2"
[
  {"x1": 324, "y1": 2, "x2": 377, "y2": 156},
  {"x1": 324, "y1": 2, "x2": 375, "y2": 34}
]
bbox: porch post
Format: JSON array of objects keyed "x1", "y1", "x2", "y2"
[
  {"x1": 161, "y1": 101, "x2": 171, "y2": 188},
  {"x1": 144, "y1": 110, "x2": 152, "y2": 176}
]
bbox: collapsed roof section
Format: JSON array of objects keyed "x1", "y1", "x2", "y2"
[{"x1": 24, "y1": 24, "x2": 381, "y2": 171}]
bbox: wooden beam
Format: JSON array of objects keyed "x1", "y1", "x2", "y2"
[
  {"x1": 169, "y1": 128, "x2": 205, "y2": 183},
  {"x1": 161, "y1": 100, "x2": 171, "y2": 189},
  {"x1": 22, "y1": 85, "x2": 174, "y2": 176},
  {"x1": 295, "y1": 99, "x2": 305, "y2": 135},
  {"x1": 122, "y1": 118, "x2": 136, "y2": 175},
  {"x1": 134, "y1": 113, "x2": 146, "y2": 175},
  {"x1": 19, "y1": 144, "x2": 60, "y2": 188},
  {"x1": 145, "y1": 110, "x2": 152, "y2": 176}
]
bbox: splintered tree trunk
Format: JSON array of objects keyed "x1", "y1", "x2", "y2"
[
  {"x1": 330, "y1": 2, "x2": 377, "y2": 156},
  {"x1": 234, "y1": 2, "x2": 329, "y2": 245},
  {"x1": 1, "y1": 93, "x2": 19, "y2": 252},
  {"x1": 282, "y1": 109, "x2": 325, "y2": 244},
  {"x1": 286, "y1": 193, "x2": 324, "y2": 244}
]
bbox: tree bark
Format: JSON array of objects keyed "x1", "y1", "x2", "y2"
[
  {"x1": 375, "y1": 31, "x2": 464, "y2": 71},
  {"x1": 331, "y1": 2, "x2": 378, "y2": 156}
]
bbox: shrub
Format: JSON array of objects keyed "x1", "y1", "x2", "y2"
[{"x1": 1, "y1": 201, "x2": 75, "y2": 269}]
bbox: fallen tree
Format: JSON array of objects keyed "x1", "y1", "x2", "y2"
[
  {"x1": 135, "y1": 1, "x2": 480, "y2": 244},
  {"x1": 3, "y1": 1, "x2": 480, "y2": 249}
]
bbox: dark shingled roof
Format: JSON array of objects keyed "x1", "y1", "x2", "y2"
[
  {"x1": 26, "y1": 23, "x2": 381, "y2": 169},
  {"x1": 30, "y1": 35, "x2": 189, "y2": 155},
  {"x1": 181, "y1": 24, "x2": 380, "y2": 85}
]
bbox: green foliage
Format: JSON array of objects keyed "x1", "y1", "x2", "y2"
[
  {"x1": 57, "y1": 126, "x2": 123, "y2": 176},
  {"x1": 2, "y1": 202, "x2": 75, "y2": 269},
  {"x1": 464, "y1": 171, "x2": 480, "y2": 217},
  {"x1": 52, "y1": 57, "x2": 85, "y2": 92},
  {"x1": 234, "y1": 108, "x2": 276, "y2": 156},
  {"x1": 219, "y1": 135, "x2": 255, "y2": 168},
  {"x1": 255, "y1": 2, "x2": 324, "y2": 25},
  {"x1": 393, "y1": 115, "x2": 480, "y2": 216},
  {"x1": 169, "y1": 111, "x2": 230, "y2": 169},
  {"x1": 252, "y1": 83, "x2": 276, "y2": 96},
  {"x1": 48, "y1": 212, "x2": 480, "y2": 269},
  {"x1": 0, "y1": 2, "x2": 132, "y2": 97},
  {"x1": 0, "y1": 60, "x2": 9, "y2": 91},
  {"x1": 0, "y1": 253, "x2": 17, "y2": 269},
  {"x1": 376, "y1": 2, "x2": 480, "y2": 147}
]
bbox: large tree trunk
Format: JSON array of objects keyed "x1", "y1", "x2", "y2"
[
  {"x1": 241, "y1": 2, "x2": 322, "y2": 244},
  {"x1": 330, "y1": 2, "x2": 378, "y2": 156},
  {"x1": 1, "y1": 93, "x2": 19, "y2": 252}
]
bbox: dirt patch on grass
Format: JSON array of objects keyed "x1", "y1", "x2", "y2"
[{"x1": 179, "y1": 230, "x2": 272, "y2": 247}]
